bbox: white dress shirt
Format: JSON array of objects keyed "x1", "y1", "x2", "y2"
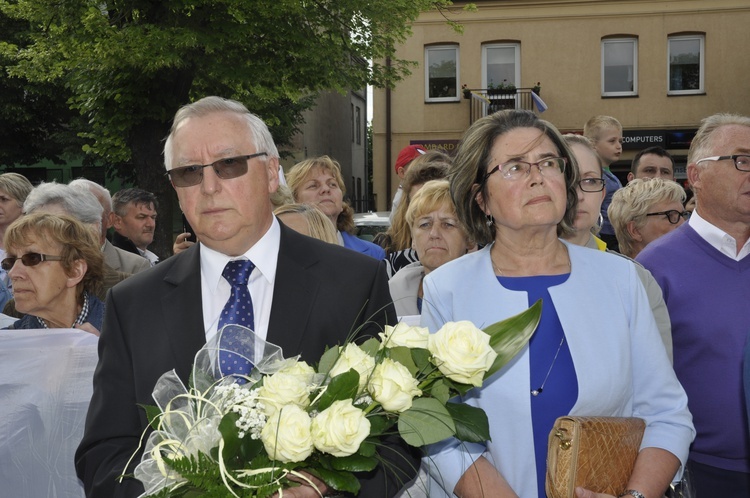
[
  {"x1": 689, "y1": 208, "x2": 750, "y2": 260},
  {"x1": 200, "y1": 217, "x2": 280, "y2": 343},
  {"x1": 138, "y1": 248, "x2": 160, "y2": 266}
]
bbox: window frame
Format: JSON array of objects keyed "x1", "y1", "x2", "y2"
[
  {"x1": 667, "y1": 34, "x2": 705, "y2": 95},
  {"x1": 424, "y1": 44, "x2": 460, "y2": 103},
  {"x1": 601, "y1": 37, "x2": 638, "y2": 97},
  {"x1": 481, "y1": 42, "x2": 520, "y2": 91}
]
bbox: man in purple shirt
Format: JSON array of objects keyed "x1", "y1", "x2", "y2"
[{"x1": 638, "y1": 113, "x2": 750, "y2": 497}]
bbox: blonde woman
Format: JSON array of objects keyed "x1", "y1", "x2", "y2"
[
  {"x1": 388, "y1": 180, "x2": 472, "y2": 317},
  {"x1": 273, "y1": 203, "x2": 339, "y2": 245},
  {"x1": 286, "y1": 156, "x2": 385, "y2": 259}
]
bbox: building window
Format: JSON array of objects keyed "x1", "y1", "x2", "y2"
[
  {"x1": 482, "y1": 43, "x2": 520, "y2": 90},
  {"x1": 355, "y1": 106, "x2": 361, "y2": 145},
  {"x1": 425, "y1": 45, "x2": 459, "y2": 102},
  {"x1": 602, "y1": 37, "x2": 638, "y2": 96},
  {"x1": 351, "y1": 104, "x2": 354, "y2": 143},
  {"x1": 668, "y1": 35, "x2": 704, "y2": 94}
]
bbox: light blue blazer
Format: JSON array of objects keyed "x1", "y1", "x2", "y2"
[{"x1": 420, "y1": 241, "x2": 694, "y2": 498}]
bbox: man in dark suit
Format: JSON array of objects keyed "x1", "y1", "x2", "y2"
[{"x1": 75, "y1": 96, "x2": 417, "y2": 497}]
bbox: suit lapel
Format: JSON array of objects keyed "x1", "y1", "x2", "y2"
[
  {"x1": 267, "y1": 225, "x2": 320, "y2": 358},
  {"x1": 160, "y1": 244, "x2": 207, "y2": 381}
]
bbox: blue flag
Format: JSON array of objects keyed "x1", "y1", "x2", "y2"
[{"x1": 531, "y1": 92, "x2": 548, "y2": 113}]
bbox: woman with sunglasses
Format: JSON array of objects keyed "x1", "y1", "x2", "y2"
[
  {"x1": 608, "y1": 178, "x2": 688, "y2": 259},
  {"x1": 2, "y1": 212, "x2": 104, "y2": 334},
  {"x1": 420, "y1": 110, "x2": 693, "y2": 498}
]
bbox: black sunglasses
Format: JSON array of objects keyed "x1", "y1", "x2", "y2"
[
  {"x1": 166, "y1": 152, "x2": 268, "y2": 188},
  {"x1": 645, "y1": 210, "x2": 690, "y2": 225},
  {"x1": 1, "y1": 253, "x2": 63, "y2": 271}
]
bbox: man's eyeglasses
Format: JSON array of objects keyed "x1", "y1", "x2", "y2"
[
  {"x1": 1, "y1": 253, "x2": 63, "y2": 271},
  {"x1": 166, "y1": 152, "x2": 268, "y2": 187},
  {"x1": 645, "y1": 210, "x2": 690, "y2": 225},
  {"x1": 578, "y1": 178, "x2": 606, "y2": 192},
  {"x1": 481, "y1": 157, "x2": 567, "y2": 185},
  {"x1": 695, "y1": 155, "x2": 750, "y2": 172}
]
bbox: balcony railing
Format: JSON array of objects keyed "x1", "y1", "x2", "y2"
[{"x1": 464, "y1": 88, "x2": 540, "y2": 125}]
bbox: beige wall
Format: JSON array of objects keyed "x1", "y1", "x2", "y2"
[{"x1": 373, "y1": 0, "x2": 750, "y2": 210}]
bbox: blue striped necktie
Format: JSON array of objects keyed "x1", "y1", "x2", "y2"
[{"x1": 218, "y1": 259, "x2": 255, "y2": 379}]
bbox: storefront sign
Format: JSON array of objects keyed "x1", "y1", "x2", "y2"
[{"x1": 411, "y1": 140, "x2": 460, "y2": 155}]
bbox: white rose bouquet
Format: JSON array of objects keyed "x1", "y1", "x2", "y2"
[{"x1": 131, "y1": 301, "x2": 541, "y2": 497}]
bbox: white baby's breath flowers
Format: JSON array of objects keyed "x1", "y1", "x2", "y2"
[
  {"x1": 368, "y1": 358, "x2": 422, "y2": 413},
  {"x1": 378, "y1": 323, "x2": 430, "y2": 349},
  {"x1": 428, "y1": 321, "x2": 498, "y2": 387},
  {"x1": 328, "y1": 343, "x2": 376, "y2": 393},
  {"x1": 215, "y1": 383, "x2": 267, "y2": 439}
]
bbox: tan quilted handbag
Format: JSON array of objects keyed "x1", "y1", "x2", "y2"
[{"x1": 545, "y1": 416, "x2": 645, "y2": 498}]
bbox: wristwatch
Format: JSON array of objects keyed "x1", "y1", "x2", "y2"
[{"x1": 619, "y1": 490, "x2": 646, "y2": 498}]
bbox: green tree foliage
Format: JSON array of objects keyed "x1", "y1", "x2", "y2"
[
  {"x1": 0, "y1": 0, "x2": 457, "y2": 256},
  {"x1": 0, "y1": 9, "x2": 83, "y2": 166}
]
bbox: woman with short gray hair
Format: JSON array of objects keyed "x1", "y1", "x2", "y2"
[{"x1": 608, "y1": 178, "x2": 688, "y2": 258}]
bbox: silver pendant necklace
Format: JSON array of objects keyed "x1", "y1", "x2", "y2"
[{"x1": 531, "y1": 335, "x2": 565, "y2": 396}]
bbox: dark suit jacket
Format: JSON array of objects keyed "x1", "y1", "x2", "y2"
[{"x1": 75, "y1": 223, "x2": 417, "y2": 497}]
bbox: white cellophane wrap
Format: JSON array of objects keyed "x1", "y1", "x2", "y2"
[
  {"x1": 0, "y1": 328, "x2": 98, "y2": 498},
  {"x1": 134, "y1": 325, "x2": 299, "y2": 496}
]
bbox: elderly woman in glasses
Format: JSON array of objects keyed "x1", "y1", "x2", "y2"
[
  {"x1": 420, "y1": 110, "x2": 694, "y2": 498},
  {"x1": 2, "y1": 213, "x2": 104, "y2": 334},
  {"x1": 561, "y1": 134, "x2": 674, "y2": 362},
  {"x1": 608, "y1": 178, "x2": 688, "y2": 259}
]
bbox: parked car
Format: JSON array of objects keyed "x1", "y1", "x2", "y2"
[{"x1": 353, "y1": 211, "x2": 390, "y2": 242}]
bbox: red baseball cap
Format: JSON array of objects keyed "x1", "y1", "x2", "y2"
[{"x1": 395, "y1": 144, "x2": 427, "y2": 172}]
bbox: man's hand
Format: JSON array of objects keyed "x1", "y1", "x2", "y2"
[
  {"x1": 271, "y1": 471, "x2": 330, "y2": 498},
  {"x1": 75, "y1": 322, "x2": 100, "y2": 337},
  {"x1": 173, "y1": 232, "x2": 196, "y2": 254}
]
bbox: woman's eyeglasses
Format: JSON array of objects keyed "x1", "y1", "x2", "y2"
[
  {"x1": 578, "y1": 178, "x2": 606, "y2": 192},
  {"x1": 481, "y1": 157, "x2": 567, "y2": 186},
  {"x1": 1, "y1": 253, "x2": 63, "y2": 271},
  {"x1": 166, "y1": 152, "x2": 268, "y2": 187},
  {"x1": 645, "y1": 210, "x2": 690, "y2": 224}
]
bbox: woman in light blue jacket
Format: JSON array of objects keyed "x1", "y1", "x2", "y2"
[{"x1": 421, "y1": 110, "x2": 694, "y2": 498}]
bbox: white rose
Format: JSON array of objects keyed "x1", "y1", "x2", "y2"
[
  {"x1": 311, "y1": 399, "x2": 371, "y2": 457},
  {"x1": 261, "y1": 404, "x2": 314, "y2": 463},
  {"x1": 328, "y1": 343, "x2": 375, "y2": 393},
  {"x1": 428, "y1": 321, "x2": 498, "y2": 387},
  {"x1": 258, "y1": 370, "x2": 313, "y2": 418},
  {"x1": 378, "y1": 323, "x2": 430, "y2": 349},
  {"x1": 367, "y1": 358, "x2": 422, "y2": 413},
  {"x1": 278, "y1": 360, "x2": 316, "y2": 383}
]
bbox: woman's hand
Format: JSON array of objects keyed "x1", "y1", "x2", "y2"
[
  {"x1": 575, "y1": 488, "x2": 615, "y2": 498},
  {"x1": 454, "y1": 456, "x2": 519, "y2": 498},
  {"x1": 75, "y1": 322, "x2": 100, "y2": 337},
  {"x1": 173, "y1": 232, "x2": 196, "y2": 254},
  {"x1": 575, "y1": 447, "x2": 680, "y2": 498}
]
